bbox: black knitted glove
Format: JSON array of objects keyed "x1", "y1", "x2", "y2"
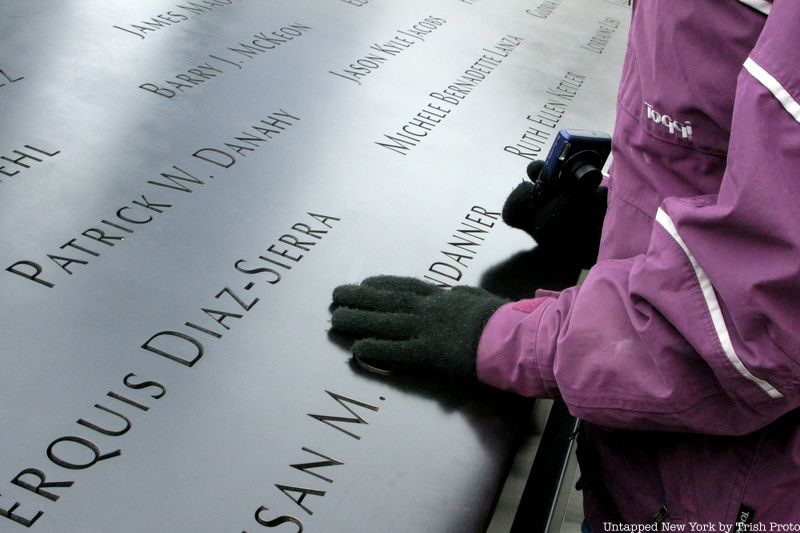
[
  {"x1": 330, "y1": 276, "x2": 507, "y2": 381},
  {"x1": 502, "y1": 160, "x2": 607, "y2": 268}
]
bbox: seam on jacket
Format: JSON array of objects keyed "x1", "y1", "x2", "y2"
[
  {"x1": 725, "y1": 428, "x2": 768, "y2": 521},
  {"x1": 743, "y1": 57, "x2": 800, "y2": 123},
  {"x1": 766, "y1": 327, "x2": 800, "y2": 366},
  {"x1": 655, "y1": 208, "x2": 783, "y2": 400},
  {"x1": 532, "y1": 298, "x2": 557, "y2": 397},
  {"x1": 566, "y1": 387, "x2": 727, "y2": 415},
  {"x1": 612, "y1": 187, "x2": 658, "y2": 221}
]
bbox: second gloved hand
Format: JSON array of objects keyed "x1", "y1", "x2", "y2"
[
  {"x1": 502, "y1": 160, "x2": 608, "y2": 267},
  {"x1": 330, "y1": 276, "x2": 507, "y2": 381}
]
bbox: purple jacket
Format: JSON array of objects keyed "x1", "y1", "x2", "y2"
[{"x1": 478, "y1": 0, "x2": 799, "y2": 526}]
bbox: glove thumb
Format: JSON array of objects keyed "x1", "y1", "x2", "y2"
[{"x1": 502, "y1": 160, "x2": 551, "y2": 233}]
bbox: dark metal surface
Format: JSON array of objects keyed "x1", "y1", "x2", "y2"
[{"x1": 0, "y1": 1, "x2": 629, "y2": 531}]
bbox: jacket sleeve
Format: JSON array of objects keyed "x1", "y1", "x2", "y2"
[{"x1": 477, "y1": 0, "x2": 800, "y2": 436}]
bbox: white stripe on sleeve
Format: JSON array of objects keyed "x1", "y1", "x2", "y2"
[
  {"x1": 655, "y1": 208, "x2": 783, "y2": 399},
  {"x1": 744, "y1": 57, "x2": 800, "y2": 123}
]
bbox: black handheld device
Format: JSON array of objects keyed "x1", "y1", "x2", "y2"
[{"x1": 542, "y1": 129, "x2": 612, "y2": 193}]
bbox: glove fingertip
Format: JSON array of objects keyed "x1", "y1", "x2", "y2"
[
  {"x1": 330, "y1": 306, "x2": 357, "y2": 332},
  {"x1": 360, "y1": 275, "x2": 407, "y2": 290},
  {"x1": 351, "y1": 338, "x2": 374, "y2": 360},
  {"x1": 351, "y1": 339, "x2": 394, "y2": 371},
  {"x1": 331, "y1": 284, "x2": 354, "y2": 303},
  {"x1": 361, "y1": 274, "x2": 400, "y2": 284},
  {"x1": 526, "y1": 160, "x2": 546, "y2": 182},
  {"x1": 362, "y1": 275, "x2": 435, "y2": 295}
]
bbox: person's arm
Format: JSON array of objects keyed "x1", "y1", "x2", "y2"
[{"x1": 478, "y1": 0, "x2": 800, "y2": 436}]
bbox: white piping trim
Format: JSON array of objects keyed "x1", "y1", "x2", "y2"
[
  {"x1": 744, "y1": 57, "x2": 800, "y2": 123},
  {"x1": 737, "y1": 0, "x2": 771, "y2": 15},
  {"x1": 655, "y1": 208, "x2": 783, "y2": 399}
]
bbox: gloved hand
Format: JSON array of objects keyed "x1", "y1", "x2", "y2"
[
  {"x1": 330, "y1": 276, "x2": 507, "y2": 381},
  {"x1": 502, "y1": 160, "x2": 608, "y2": 268}
]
